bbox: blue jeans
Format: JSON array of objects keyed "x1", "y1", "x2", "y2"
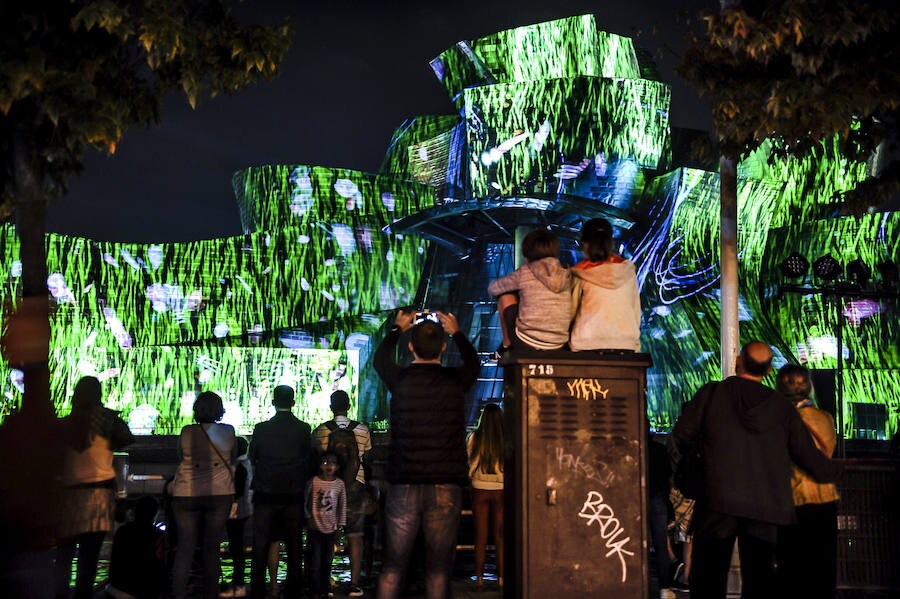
[
  {"x1": 376, "y1": 484, "x2": 462, "y2": 599},
  {"x1": 171, "y1": 495, "x2": 232, "y2": 599}
]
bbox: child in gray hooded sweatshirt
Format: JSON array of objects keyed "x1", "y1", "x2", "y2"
[{"x1": 488, "y1": 229, "x2": 572, "y2": 352}]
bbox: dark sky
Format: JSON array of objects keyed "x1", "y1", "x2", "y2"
[{"x1": 46, "y1": 0, "x2": 716, "y2": 244}]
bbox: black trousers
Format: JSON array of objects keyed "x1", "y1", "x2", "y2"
[
  {"x1": 251, "y1": 502, "x2": 303, "y2": 599},
  {"x1": 55, "y1": 531, "x2": 106, "y2": 599},
  {"x1": 690, "y1": 508, "x2": 777, "y2": 599},
  {"x1": 306, "y1": 529, "x2": 335, "y2": 596},
  {"x1": 776, "y1": 501, "x2": 838, "y2": 598},
  {"x1": 226, "y1": 516, "x2": 250, "y2": 587}
]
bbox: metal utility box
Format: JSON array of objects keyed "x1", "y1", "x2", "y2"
[{"x1": 502, "y1": 351, "x2": 651, "y2": 598}]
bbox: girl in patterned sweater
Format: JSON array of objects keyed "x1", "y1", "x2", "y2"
[{"x1": 305, "y1": 451, "x2": 347, "y2": 599}]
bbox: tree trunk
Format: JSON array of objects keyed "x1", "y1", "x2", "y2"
[
  {"x1": 720, "y1": 156, "x2": 739, "y2": 378},
  {"x1": 11, "y1": 117, "x2": 53, "y2": 419},
  {"x1": 0, "y1": 112, "x2": 61, "y2": 565}
]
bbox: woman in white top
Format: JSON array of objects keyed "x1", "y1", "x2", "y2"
[
  {"x1": 170, "y1": 391, "x2": 236, "y2": 599},
  {"x1": 467, "y1": 403, "x2": 505, "y2": 588},
  {"x1": 55, "y1": 376, "x2": 134, "y2": 599}
]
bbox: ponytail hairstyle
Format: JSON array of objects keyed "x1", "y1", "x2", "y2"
[
  {"x1": 580, "y1": 218, "x2": 614, "y2": 263},
  {"x1": 67, "y1": 376, "x2": 103, "y2": 451},
  {"x1": 470, "y1": 403, "x2": 504, "y2": 475}
]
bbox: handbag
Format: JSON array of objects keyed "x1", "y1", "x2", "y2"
[
  {"x1": 197, "y1": 424, "x2": 239, "y2": 518},
  {"x1": 671, "y1": 382, "x2": 716, "y2": 500}
]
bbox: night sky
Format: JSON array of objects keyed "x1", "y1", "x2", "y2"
[{"x1": 46, "y1": 0, "x2": 716, "y2": 244}]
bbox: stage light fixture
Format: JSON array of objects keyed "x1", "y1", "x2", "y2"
[
  {"x1": 779, "y1": 251, "x2": 809, "y2": 279},
  {"x1": 812, "y1": 254, "x2": 842, "y2": 281},
  {"x1": 845, "y1": 259, "x2": 870, "y2": 287},
  {"x1": 877, "y1": 261, "x2": 899, "y2": 291}
]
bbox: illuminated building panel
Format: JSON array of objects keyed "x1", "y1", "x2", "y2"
[
  {"x1": 463, "y1": 77, "x2": 671, "y2": 198},
  {"x1": 430, "y1": 15, "x2": 642, "y2": 101}
]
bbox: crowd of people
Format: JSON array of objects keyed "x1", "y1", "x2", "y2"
[
  {"x1": 195, "y1": 385, "x2": 375, "y2": 599},
  {"x1": 49, "y1": 380, "x2": 374, "y2": 599},
  {"x1": 667, "y1": 343, "x2": 842, "y2": 599},
  {"x1": 18, "y1": 217, "x2": 851, "y2": 599}
]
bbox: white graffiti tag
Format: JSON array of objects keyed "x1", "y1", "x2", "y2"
[
  {"x1": 555, "y1": 447, "x2": 615, "y2": 486},
  {"x1": 578, "y1": 491, "x2": 634, "y2": 582}
]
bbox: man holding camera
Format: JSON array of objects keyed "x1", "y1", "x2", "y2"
[{"x1": 374, "y1": 310, "x2": 479, "y2": 599}]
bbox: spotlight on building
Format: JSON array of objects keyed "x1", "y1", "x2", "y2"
[
  {"x1": 812, "y1": 254, "x2": 842, "y2": 281},
  {"x1": 845, "y1": 259, "x2": 871, "y2": 288},
  {"x1": 877, "y1": 261, "x2": 899, "y2": 292},
  {"x1": 779, "y1": 251, "x2": 810, "y2": 279}
]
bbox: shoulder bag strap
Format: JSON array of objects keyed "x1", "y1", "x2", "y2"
[{"x1": 198, "y1": 424, "x2": 234, "y2": 486}]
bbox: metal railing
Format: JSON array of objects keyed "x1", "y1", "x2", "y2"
[{"x1": 836, "y1": 458, "x2": 900, "y2": 592}]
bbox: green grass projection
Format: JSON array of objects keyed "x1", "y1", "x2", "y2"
[
  {"x1": 0, "y1": 167, "x2": 433, "y2": 431},
  {"x1": 2, "y1": 15, "x2": 895, "y2": 440},
  {"x1": 739, "y1": 137, "x2": 870, "y2": 226},
  {"x1": 430, "y1": 14, "x2": 641, "y2": 102},
  {"x1": 233, "y1": 164, "x2": 436, "y2": 232},
  {"x1": 760, "y1": 213, "x2": 900, "y2": 438},
  {"x1": 401, "y1": 16, "x2": 894, "y2": 436},
  {"x1": 463, "y1": 77, "x2": 670, "y2": 198},
  {"x1": 630, "y1": 168, "x2": 897, "y2": 436},
  {"x1": 380, "y1": 115, "x2": 464, "y2": 194},
  {"x1": 46, "y1": 346, "x2": 358, "y2": 436}
]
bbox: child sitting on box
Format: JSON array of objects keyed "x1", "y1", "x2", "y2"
[
  {"x1": 569, "y1": 218, "x2": 641, "y2": 352},
  {"x1": 487, "y1": 229, "x2": 572, "y2": 354}
]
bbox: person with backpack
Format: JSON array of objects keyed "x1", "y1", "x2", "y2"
[{"x1": 312, "y1": 390, "x2": 372, "y2": 597}]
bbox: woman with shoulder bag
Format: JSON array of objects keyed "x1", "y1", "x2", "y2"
[{"x1": 170, "y1": 391, "x2": 236, "y2": 599}]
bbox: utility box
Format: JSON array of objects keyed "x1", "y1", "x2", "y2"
[{"x1": 502, "y1": 351, "x2": 651, "y2": 598}]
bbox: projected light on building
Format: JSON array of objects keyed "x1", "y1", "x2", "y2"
[
  {"x1": 1, "y1": 15, "x2": 896, "y2": 439},
  {"x1": 0, "y1": 168, "x2": 435, "y2": 432}
]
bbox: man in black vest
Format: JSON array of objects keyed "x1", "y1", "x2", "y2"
[
  {"x1": 374, "y1": 310, "x2": 479, "y2": 599},
  {"x1": 249, "y1": 385, "x2": 312, "y2": 599},
  {"x1": 670, "y1": 342, "x2": 840, "y2": 599}
]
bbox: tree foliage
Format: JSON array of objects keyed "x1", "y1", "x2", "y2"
[
  {"x1": 0, "y1": 0, "x2": 291, "y2": 424},
  {"x1": 0, "y1": 0, "x2": 293, "y2": 219},
  {"x1": 678, "y1": 0, "x2": 899, "y2": 212}
]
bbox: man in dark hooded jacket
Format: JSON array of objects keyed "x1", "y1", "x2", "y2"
[{"x1": 670, "y1": 342, "x2": 840, "y2": 599}]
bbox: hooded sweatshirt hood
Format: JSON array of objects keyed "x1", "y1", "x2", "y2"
[
  {"x1": 569, "y1": 257, "x2": 641, "y2": 351},
  {"x1": 573, "y1": 259, "x2": 636, "y2": 290},
  {"x1": 526, "y1": 257, "x2": 571, "y2": 292},
  {"x1": 486, "y1": 256, "x2": 572, "y2": 350},
  {"x1": 725, "y1": 376, "x2": 783, "y2": 434}
]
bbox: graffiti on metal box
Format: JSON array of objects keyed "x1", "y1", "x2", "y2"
[
  {"x1": 566, "y1": 378, "x2": 609, "y2": 401},
  {"x1": 555, "y1": 447, "x2": 615, "y2": 486},
  {"x1": 578, "y1": 490, "x2": 634, "y2": 582}
]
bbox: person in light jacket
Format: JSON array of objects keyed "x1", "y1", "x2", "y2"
[{"x1": 569, "y1": 218, "x2": 641, "y2": 352}]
